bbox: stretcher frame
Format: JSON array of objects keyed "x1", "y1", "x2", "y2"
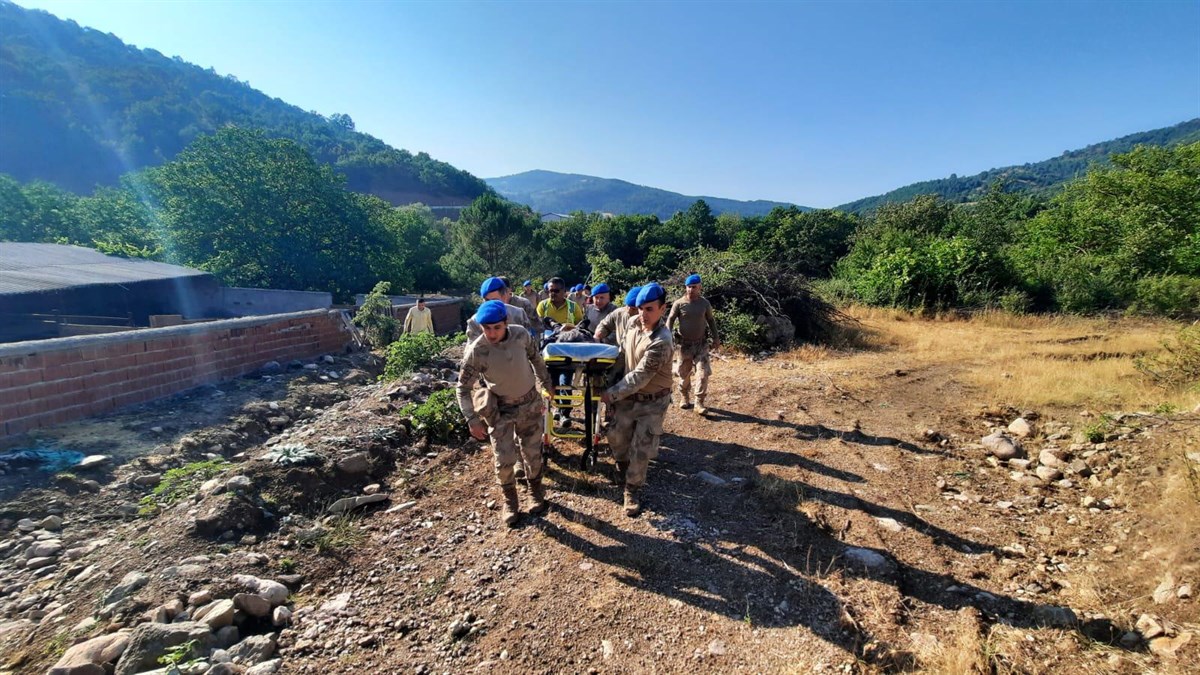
[{"x1": 541, "y1": 343, "x2": 618, "y2": 469}]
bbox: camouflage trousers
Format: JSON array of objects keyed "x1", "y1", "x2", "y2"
[
  {"x1": 674, "y1": 340, "x2": 712, "y2": 402},
  {"x1": 487, "y1": 397, "x2": 545, "y2": 486},
  {"x1": 607, "y1": 395, "x2": 670, "y2": 488}
]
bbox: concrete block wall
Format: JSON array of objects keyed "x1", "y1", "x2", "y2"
[
  {"x1": 0, "y1": 309, "x2": 349, "y2": 439},
  {"x1": 390, "y1": 300, "x2": 463, "y2": 336}
]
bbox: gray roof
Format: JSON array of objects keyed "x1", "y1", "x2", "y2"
[{"x1": 0, "y1": 243, "x2": 211, "y2": 296}]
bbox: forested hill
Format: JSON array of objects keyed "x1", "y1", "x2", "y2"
[
  {"x1": 486, "y1": 170, "x2": 807, "y2": 219},
  {"x1": 0, "y1": 3, "x2": 488, "y2": 205},
  {"x1": 837, "y1": 119, "x2": 1200, "y2": 214}
]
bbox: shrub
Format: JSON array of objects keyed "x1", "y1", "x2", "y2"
[
  {"x1": 1137, "y1": 324, "x2": 1200, "y2": 389},
  {"x1": 715, "y1": 305, "x2": 768, "y2": 353},
  {"x1": 811, "y1": 277, "x2": 858, "y2": 307},
  {"x1": 1130, "y1": 275, "x2": 1200, "y2": 319},
  {"x1": 354, "y1": 281, "x2": 399, "y2": 348},
  {"x1": 400, "y1": 389, "x2": 468, "y2": 443},
  {"x1": 383, "y1": 332, "x2": 461, "y2": 380},
  {"x1": 261, "y1": 443, "x2": 324, "y2": 466},
  {"x1": 152, "y1": 459, "x2": 228, "y2": 505},
  {"x1": 998, "y1": 290, "x2": 1033, "y2": 315}
]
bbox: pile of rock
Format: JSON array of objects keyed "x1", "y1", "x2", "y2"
[{"x1": 48, "y1": 573, "x2": 291, "y2": 675}]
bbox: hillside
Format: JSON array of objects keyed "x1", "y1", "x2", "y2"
[
  {"x1": 837, "y1": 118, "x2": 1200, "y2": 213},
  {"x1": 486, "y1": 170, "x2": 807, "y2": 219},
  {"x1": 0, "y1": 3, "x2": 487, "y2": 205}
]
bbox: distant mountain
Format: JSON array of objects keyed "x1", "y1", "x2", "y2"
[
  {"x1": 486, "y1": 170, "x2": 806, "y2": 220},
  {"x1": 837, "y1": 119, "x2": 1200, "y2": 213},
  {"x1": 0, "y1": 2, "x2": 488, "y2": 205}
]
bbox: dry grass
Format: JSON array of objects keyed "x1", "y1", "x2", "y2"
[
  {"x1": 791, "y1": 307, "x2": 1199, "y2": 411},
  {"x1": 910, "y1": 608, "x2": 988, "y2": 674}
]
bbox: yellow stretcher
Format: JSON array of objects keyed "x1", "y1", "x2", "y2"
[{"x1": 541, "y1": 342, "x2": 619, "y2": 469}]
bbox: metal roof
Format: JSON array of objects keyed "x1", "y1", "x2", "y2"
[{"x1": 0, "y1": 243, "x2": 211, "y2": 296}]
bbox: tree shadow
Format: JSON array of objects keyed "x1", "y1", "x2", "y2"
[{"x1": 701, "y1": 407, "x2": 946, "y2": 456}]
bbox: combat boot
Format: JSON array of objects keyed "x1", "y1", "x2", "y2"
[
  {"x1": 623, "y1": 485, "x2": 642, "y2": 517},
  {"x1": 695, "y1": 398, "x2": 709, "y2": 415},
  {"x1": 678, "y1": 397, "x2": 693, "y2": 410},
  {"x1": 527, "y1": 476, "x2": 549, "y2": 516},
  {"x1": 499, "y1": 484, "x2": 521, "y2": 527}
]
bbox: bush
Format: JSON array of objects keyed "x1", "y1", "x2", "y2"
[
  {"x1": 1137, "y1": 324, "x2": 1200, "y2": 390},
  {"x1": 998, "y1": 290, "x2": 1033, "y2": 315},
  {"x1": 715, "y1": 305, "x2": 768, "y2": 353},
  {"x1": 139, "y1": 458, "x2": 229, "y2": 515},
  {"x1": 1130, "y1": 276, "x2": 1200, "y2": 319},
  {"x1": 383, "y1": 332, "x2": 462, "y2": 380},
  {"x1": 400, "y1": 389, "x2": 468, "y2": 442},
  {"x1": 354, "y1": 281, "x2": 398, "y2": 347}
]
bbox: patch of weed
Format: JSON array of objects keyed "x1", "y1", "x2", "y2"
[{"x1": 314, "y1": 513, "x2": 366, "y2": 553}]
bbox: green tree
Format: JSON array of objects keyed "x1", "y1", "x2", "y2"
[{"x1": 441, "y1": 193, "x2": 535, "y2": 286}]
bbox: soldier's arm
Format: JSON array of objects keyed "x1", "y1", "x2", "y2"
[
  {"x1": 594, "y1": 311, "x2": 616, "y2": 342},
  {"x1": 456, "y1": 347, "x2": 483, "y2": 422},
  {"x1": 606, "y1": 335, "x2": 670, "y2": 401},
  {"x1": 466, "y1": 318, "x2": 481, "y2": 342},
  {"x1": 667, "y1": 301, "x2": 680, "y2": 331},
  {"x1": 705, "y1": 303, "x2": 718, "y2": 340},
  {"x1": 525, "y1": 331, "x2": 552, "y2": 392}
]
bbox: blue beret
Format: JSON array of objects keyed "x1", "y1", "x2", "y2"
[
  {"x1": 635, "y1": 283, "x2": 665, "y2": 306},
  {"x1": 522, "y1": 280, "x2": 532, "y2": 287},
  {"x1": 685, "y1": 274, "x2": 702, "y2": 286},
  {"x1": 479, "y1": 277, "x2": 505, "y2": 297},
  {"x1": 625, "y1": 286, "x2": 642, "y2": 307},
  {"x1": 591, "y1": 283, "x2": 610, "y2": 295},
  {"x1": 573, "y1": 284, "x2": 584, "y2": 292},
  {"x1": 474, "y1": 300, "x2": 507, "y2": 325}
]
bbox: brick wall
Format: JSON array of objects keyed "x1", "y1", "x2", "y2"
[
  {"x1": 391, "y1": 300, "x2": 462, "y2": 336},
  {"x1": 0, "y1": 309, "x2": 350, "y2": 439}
]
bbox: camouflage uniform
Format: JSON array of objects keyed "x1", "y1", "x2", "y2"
[
  {"x1": 667, "y1": 296, "x2": 717, "y2": 407},
  {"x1": 606, "y1": 318, "x2": 673, "y2": 491},
  {"x1": 456, "y1": 326, "x2": 551, "y2": 485}
]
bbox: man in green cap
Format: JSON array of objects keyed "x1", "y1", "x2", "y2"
[{"x1": 667, "y1": 273, "x2": 719, "y2": 415}]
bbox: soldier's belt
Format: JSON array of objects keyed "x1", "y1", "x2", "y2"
[
  {"x1": 499, "y1": 387, "x2": 538, "y2": 408},
  {"x1": 629, "y1": 388, "x2": 671, "y2": 402}
]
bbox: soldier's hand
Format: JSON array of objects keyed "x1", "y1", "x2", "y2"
[
  {"x1": 468, "y1": 420, "x2": 487, "y2": 441},
  {"x1": 711, "y1": 339, "x2": 721, "y2": 351}
]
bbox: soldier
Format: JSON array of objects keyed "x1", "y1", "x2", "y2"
[
  {"x1": 667, "y1": 273, "x2": 719, "y2": 415},
  {"x1": 456, "y1": 301, "x2": 553, "y2": 527},
  {"x1": 601, "y1": 283, "x2": 674, "y2": 517},
  {"x1": 521, "y1": 280, "x2": 540, "y2": 308},
  {"x1": 584, "y1": 283, "x2": 615, "y2": 330},
  {"x1": 467, "y1": 277, "x2": 534, "y2": 341},
  {"x1": 501, "y1": 276, "x2": 539, "y2": 332},
  {"x1": 593, "y1": 285, "x2": 640, "y2": 346}
]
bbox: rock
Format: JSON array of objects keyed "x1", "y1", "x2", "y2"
[
  {"x1": 194, "y1": 599, "x2": 235, "y2": 629},
  {"x1": 1067, "y1": 459, "x2": 1090, "y2": 476},
  {"x1": 271, "y1": 606, "x2": 292, "y2": 626},
  {"x1": 215, "y1": 625, "x2": 240, "y2": 648},
  {"x1": 317, "y1": 592, "x2": 351, "y2": 616},
  {"x1": 233, "y1": 593, "x2": 271, "y2": 618},
  {"x1": 1038, "y1": 449, "x2": 1065, "y2": 469},
  {"x1": 104, "y1": 571, "x2": 150, "y2": 604},
  {"x1": 1007, "y1": 418, "x2": 1034, "y2": 438},
  {"x1": 188, "y1": 590, "x2": 213, "y2": 607},
  {"x1": 133, "y1": 473, "x2": 162, "y2": 487},
  {"x1": 982, "y1": 432, "x2": 1024, "y2": 460},
  {"x1": 1136, "y1": 613, "x2": 1165, "y2": 639},
  {"x1": 363, "y1": 483, "x2": 381, "y2": 495},
  {"x1": 230, "y1": 575, "x2": 290, "y2": 606},
  {"x1": 1035, "y1": 465, "x2": 1063, "y2": 482},
  {"x1": 26, "y1": 556, "x2": 56, "y2": 569},
  {"x1": 227, "y1": 633, "x2": 277, "y2": 665},
  {"x1": 113, "y1": 621, "x2": 214, "y2": 675},
  {"x1": 1008, "y1": 458, "x2": 1031, "y2": 470},
  {"x1": 1148, "y1": 631, "x2": 1192, "y2": 658},
  {"x1": 1153, "y1": 573, "x2": 1177, "y2": 604},
  {"x1": 873, "y1": 517, "x2": 904, "y2": 533},
  {"x1": 49, "y1": 632, "x2": 130, "y2": 675},
  {"x1": 260, "y1": 361, "x2": 283, "y2": 374},
  {"x1": 842, "y1": 547, "x2": 895, "y2": 575},
  {"x1": 245, "y1": 660, "x2": 282, "y2": 675},
  {"x1": 192, "y1": 494, "x2": 265, "y2": 536},
  {"x1": 327, "y1": 493, "x2": 387, "y2": 514},
  {"x1": 383, "y1": 501, "x2": 418, "y2": 514},
  {"x1": 1177, "y1": 584, "x2": 1193, "y2": 599},
  {"x1": 206, "y1": 663, "x2": 244, "y2": 675},
  {"x1": 1032, "y1": 604, "x2": 1077, "y2": 627},
  {"x1": 39, "y1": 515, "x2": 64, "y2": 531},
  {"x1": 695, "y1": 471, "x2": 728, "y2": 487},
  {"x1": 77, "y1": 455, "x2": 111, "y2": 470},
  {"x1": 28, "y1": 539, "x2": 62, "y2": 557},
  {"x1": 448, "y1": 619, "x2": 469, "y2": 640},
  {"x1": 226, "y1": 476, "x2": 254, "y2": 492},
  {"x1": 335, "y1": 452, "x2": 371, "y2": 476}
]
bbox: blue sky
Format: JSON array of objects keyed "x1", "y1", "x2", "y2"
[{"x1": 14, "y1": 0, "x2": 1200, "y2": 207}]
